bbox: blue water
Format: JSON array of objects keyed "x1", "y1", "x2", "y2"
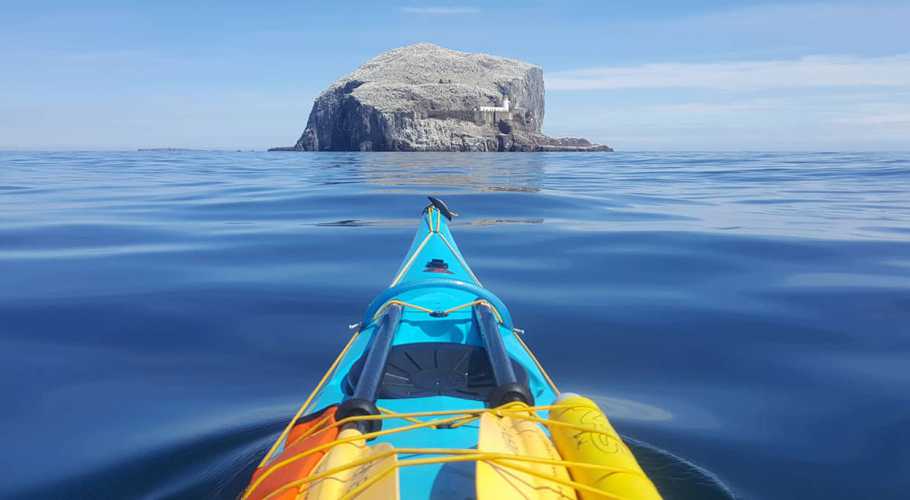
[{"x1": 1, "y1": 151, "x2": 909, "y2": 499}]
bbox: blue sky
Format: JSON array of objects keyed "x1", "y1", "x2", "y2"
[{"x1": 1, "y1": 0, "x2": 908, "y2": 150}]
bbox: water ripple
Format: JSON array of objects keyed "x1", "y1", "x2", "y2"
[{"x1": 1, "y1": 151, "x2": 908, "y2": 499}]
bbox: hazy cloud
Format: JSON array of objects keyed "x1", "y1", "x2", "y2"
[
  {"x1": 548, "y1": 54, "x2": 910, "y2": 91},
  {"x1": 834, "y1": 113, "x2": 910, "y2": 126},
  {"x1": 400, "y1": 6, "x2": 479, "y2": 15}
]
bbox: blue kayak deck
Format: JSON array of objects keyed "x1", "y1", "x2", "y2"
[
  {"x1": 306, "y1": 306, "x2": 558, "y2": 499},
  {"x1": 280, "y1": 203, "x2": 560, "y2": 499}
]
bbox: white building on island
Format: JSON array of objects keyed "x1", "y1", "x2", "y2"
[{"x1": 478, "y1": 97, "x2": 510, "y2": 113}]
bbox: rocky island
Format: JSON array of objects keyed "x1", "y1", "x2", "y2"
[{"x1": 271, "y1": 43, "x2": 611, "y2": 152}]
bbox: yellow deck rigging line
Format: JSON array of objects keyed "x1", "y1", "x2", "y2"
[
  {"x1": 389, "y1": 231, "x2": 432, "y2": 287},
  {"x1": 247, "y1": 413, "x2": 474, "y2": 498},
  {"x1": 389, "y1": 205, "x2": 483, "y2": 287},
  {"x1": 284, "y1": 412, "x2": 333, "y2": 449},
  {"x1": 266, "y1": 451, "x2": 639, "y2": 500},
  {"x1": 257, "y1": 329, "x2": 361, "y2": 468},
  {"x1": 245, "y1": 403, "x2": 637, "y2": 500},
  {"x1": 513, "y1": 330, "x2": 560, "y2": 395},
  {"x1": 388, "y1": 208, "x2": 434, "y2": 287},
  {"x1": 248, "y1": 204, "x2": 653, "y2": 500},
  {"x1": 371, "y1": 298, "x2": 504, "y2": 324},
  {"x1": 252, "y1": 251, "x2": 581, "y2": 498},
  {"x1": 437, "y1": 231, "x2": 483, "y2": 285},
  {"x1": 259, "y1": 429, "x2": 643, "y2": 500}
]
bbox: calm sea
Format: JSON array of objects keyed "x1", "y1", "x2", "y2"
[{"x1": 1, "y1": 151, "x2": 909, "y2": 499}]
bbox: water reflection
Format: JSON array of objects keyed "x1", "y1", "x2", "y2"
[
  {"x1": 348, "y1": 152, "x2": 545, "y2": 192},
  {"x1": 626, "y1": 438, "x2": 737, "y2": 500},
  {"x1": 581, "y1": 394, "x2": 735, "y2": 500},
  {"x1": 588, "y1": 395, "x2": 674, "y2": 422}
]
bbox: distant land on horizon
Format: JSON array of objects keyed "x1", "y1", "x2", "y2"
[
  {"x1": 137, "y1": 148, "x2": 257, "y2": 153},
  {"x1": 18, "y1": 148, "x2": 910, "y2": 154}
]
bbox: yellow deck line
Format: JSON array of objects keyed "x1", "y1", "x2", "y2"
[
  {"x1": 513, "y1": 331, "x2": 560, "y2": 395},
  {"x1": 438, "y1": 232, "x2": 482, "y2": 285},
  {"x1": 257, "y1": 330, "x2": 361, "y2": 467}
]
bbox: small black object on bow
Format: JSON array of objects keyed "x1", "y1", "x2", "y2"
[{"x1": 425, "y1": 196, "x2": 458, "y2": 220}]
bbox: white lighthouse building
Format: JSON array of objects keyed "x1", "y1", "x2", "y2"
[{"x1": 479, "y1": 97, "x2": 510, "y2": 113}]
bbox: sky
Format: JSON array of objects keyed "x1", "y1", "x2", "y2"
[{"x1": 1, "y1": 0, "x2": 908, "y2": 151}]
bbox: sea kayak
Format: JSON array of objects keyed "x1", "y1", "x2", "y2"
[{"x1": 243, "y1": 198, "x2": 661, "y2": 500}]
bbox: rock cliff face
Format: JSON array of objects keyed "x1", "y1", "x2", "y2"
[{"x1": 272, "y1": 43, "x2": 611, "y2": 152}]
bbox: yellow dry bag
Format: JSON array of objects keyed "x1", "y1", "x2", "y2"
[{"x1": 548, "y1": 393, "x2": 662, "y2": 500}]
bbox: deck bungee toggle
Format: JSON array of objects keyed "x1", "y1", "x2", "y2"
[{"x1": 244, "y1": 198, "x2": 661, "y2": 500}]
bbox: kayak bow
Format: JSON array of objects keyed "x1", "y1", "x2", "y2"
[{"x1": 244, "y1": 198, "x2": 661, "y2": 500}]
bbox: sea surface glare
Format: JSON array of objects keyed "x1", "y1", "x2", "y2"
[{"x1": 1, "y1": 151, "x2": 909, "y2": 499}]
